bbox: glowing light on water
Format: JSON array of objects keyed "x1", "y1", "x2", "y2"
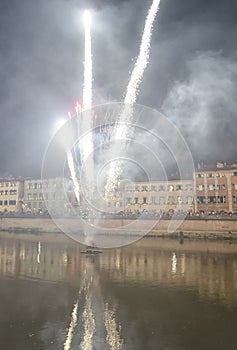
[
  {"x1": 80, "y1": 294, "x2": 95, "y2": 350},
  {"x1": 63, "y1": 301, "x2": 78, "y2": 350},
  {"x1": 171, "y1": 252, "x2": 177, "y2": 274},
  {"x1": 104, "y1": 304, "x2": 123, "y2": 350}
]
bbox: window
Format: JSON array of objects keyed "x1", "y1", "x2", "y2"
[
  {"x1": 5, "y1": 190, "x2": 8, "y2": 195},
  {"x1": 158, "y1": 185, "x2": 164, "y2": 191},
  {"x1": 33, "y1": 194, "x2": 38, "y2": 200},
  {"x1": 198, "y1": 185, "x2": 204, "y2": 191},
  {"x1": 208, "y1": 196, "x2": 216, "y2": 203},
  {"x1": 233, "y1": 172, "x2": 237, "y2": 176},
  {"x1": 39, "y1": 193, "x2": 44, "y2": 200},
  {"x1": 151, "y1": 185, "x2": 156, "y2": 191},
  {"x1": 186, "y1": 184, "x2": 192, "y2": 191},
  {"x1": 176, "y1": 185, "x2": 182, "y2": 190},
  {"x1": 168, "y1": 196, "x2": 175, "y2": 204},
  {"x1": 0, "y1": 201, "x2": 2, "y2": 206},
  {"x1": 34, "y1": 183, "x2": 37, "y2": 189},
  {"x1": 5, "y1": 183, "x2": 9, "y2": 187},
  {"x1": 120, "y1": 202, "x2": 123, "y2": 207},
  {"x1": 126, "y1": 186, "x2": 132, "y2": 192},
  {"x1": 134, "y1": 197, "x2": 139, "y2": 204},
  {"x1": 159, "y1": 197, "x2": 165, "y2": 205},
  {"x1": 217, "y1": 196, "x2": 226, "y2": 203},
  {"x1": 233, "y1": 196, "x2": 237, "y2": 203},
  {"x1": 135, "y1": 186, "x2": 140, "y2": 192},
  {"x1": 217, "y1": 184, "x2": 225, "y2": 190},
  {"x1": 28, "y1": 183, "x2": 32, "y2": 189},
  {"x1": 178, "y1": 196, "x2": 182, "y2": 204},
  {"x1": 208, "y1": 184, "x2": 214, "y2": 191},
  {"x1": 197, "y1": 196, "x2": 205, "y2": 204},
  {"x1": 142, "y1": 186, "x2": 148, "y2": 192},
  {"x1": 142, "y1": 197, "x2": 147, "y2": 204},
  {"x1": 186, "y1": 196, "x2": 192, "y2": 205},
  {"x1": 0, "y1": 191, "x2": 3, "y2": 196},
  {"x1": 4, "y1": 200, "x2": 8, "y2": 205},
  {"x1": 168, "y1": 185, "x2": 174, "y2": 191},
  {"x1": 28, "y1": 194, "x2": 33, "y2": 200},
  {"x1": 232, "y1": 184, "x2": 237, "y2": 190},
  {"x1": 10, "y1": 190, "x2": 17, "y2": 195},
  {"x1": 126, "y1": 197, "x2": 131, "y2": 204},
  {"x1": 9, "y1": 200, "x2": 16, "y2": 205},
  {"x1": 151, "y1": 196, "x2": 156, "y2": 204}
]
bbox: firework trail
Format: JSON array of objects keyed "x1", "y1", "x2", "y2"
[
  {"x1": 83, "y1": 10, "x2": 92, "y2": 111},
  {"x1": 67, "y1": 149, "x2": 80, "y2": 203},
  {"x1": 106, "y1": 0, "x2": 160, "y2": 196},
  {"x1": 80, "y1": 10, "x2": 94, "y2": 188}
]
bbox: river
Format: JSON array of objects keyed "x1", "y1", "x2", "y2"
[{"x1": 0, "y1": 231, "x2": 237, "y2": 349}]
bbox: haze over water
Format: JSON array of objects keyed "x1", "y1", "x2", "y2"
[{"x1": 0, "y1": 232, "x2": 237, "y2": 349}]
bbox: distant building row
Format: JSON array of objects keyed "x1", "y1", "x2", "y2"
[{"x1": 1, "y1": 164, "x2": 237, "y2": 215}]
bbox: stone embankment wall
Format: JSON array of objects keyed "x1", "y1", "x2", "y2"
[{"x1": 1, "y1": 217, "x2": 237, "y2": 239}]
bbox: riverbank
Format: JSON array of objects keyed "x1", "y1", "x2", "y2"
[{"x1": 1, "y1": 217, "x2": 237, "y2": 240}]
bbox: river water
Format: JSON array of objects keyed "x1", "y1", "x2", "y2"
[{"x1": 0, "y1": 232, "x2": 237, "y2": 350}]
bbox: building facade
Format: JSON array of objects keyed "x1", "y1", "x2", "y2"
[
  {"x1": 193, "y1": 166, "x2": 237, "y2": 213},
  {"x1": 106, "y1": 180, "x2": 194, "y2": 214},
  {"x1": 0, "y1": 179, "x2": 24, "y2": 213},
  {"x1": 23, "y1": 178, "x2": 70, "y2": 214}
]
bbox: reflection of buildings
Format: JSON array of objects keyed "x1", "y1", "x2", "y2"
[
  {"x1": 0, "y1": 236, "x2": 237, "y2": 305},
  {"x1": 0, "y1": 179, "x2": 24, "y2": 213}
]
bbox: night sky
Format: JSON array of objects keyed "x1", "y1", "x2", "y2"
[{"x1": 0, "y1": 0, "x2": 237, "y2": 177}]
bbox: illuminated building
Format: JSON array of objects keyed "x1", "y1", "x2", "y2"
[
  {"x1": 193, "y1": 164, "x2": 237, "y2": 213},
  {"x1": 0, "y1": 179, "x2": 24, "y2": 213}
]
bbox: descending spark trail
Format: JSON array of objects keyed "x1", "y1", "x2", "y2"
[
  {"x1": 106, "y1": 0, "x2": 160, "y2": 196},
  {"x1": 124, "y1": 0, "x2": 161, "y2": 105},
  {"x1": 67, "y1": 150, "x2": 80, "y2": 203}
]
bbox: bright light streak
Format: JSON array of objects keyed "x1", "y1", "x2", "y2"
[
  {"x1": 83, "y1": 10, "x2": 91, "y2": 26},
  {"x1": 54, "y1": 118, "x2": 66, "y2": 132},
  {"x1": 83, "y1": 10, "x2": 92, "y2": 110},
  {"x1": 105, "y1": 0, "x2": 160, "y2": 197},
  {"x1": 124, "y1": 0, "x2": 160, "y2": 105}
]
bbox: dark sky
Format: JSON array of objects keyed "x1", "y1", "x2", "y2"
[{"x1": 0, "y1": 0, "x2": 237, "y2": 177}]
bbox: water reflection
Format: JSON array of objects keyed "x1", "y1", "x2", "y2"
[
  {"x1": 1, "y1": 232, "x2": 237, "y2": 349},
  {"x1": 0, "y1": 233, "x2": 237, "y2": 305}
]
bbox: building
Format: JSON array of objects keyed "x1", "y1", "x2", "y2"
[
  {"x1": 0, "y1": 179, "x2": 24, "y2": 213},
  {"x1": 193, "y1": 165, "x2": 237, "y2": 213},
  {"x1": 106, "y1": 179, "x2": 194, "y2": 214},
  {"x1": 23, "y1": 178, "x2": 70, "y2": 215}
]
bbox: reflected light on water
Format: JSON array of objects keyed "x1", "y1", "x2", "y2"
[
  {"x1": 64, "y1": 301, "x2": 78, "y2": 350},
  {"x1": 171, "y1": 252, "x2": 177, "y2": 275},
  {"x1": 104, "y1": 303, "x2": 123, "y2": 350}
]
